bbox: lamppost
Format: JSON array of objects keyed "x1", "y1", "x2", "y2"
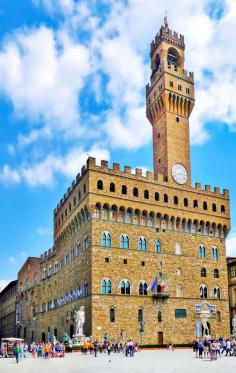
[{"x1": 139, "y1": 321, "x2": 145, "y2": 346}]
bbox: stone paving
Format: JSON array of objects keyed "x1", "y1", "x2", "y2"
[{"x1": 0, "y1": 350, "x2": 236, "y2": 373}]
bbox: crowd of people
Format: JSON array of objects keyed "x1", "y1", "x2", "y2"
[
  {"x1": 0, "y1": 341, "x2": 65, "y2": 363},
  {"x1": 192, "y1": 338, "x2": 236, "y2": 360},
  {"x1": 80, "y1": 339, "x2": 138, "y2": 357}
]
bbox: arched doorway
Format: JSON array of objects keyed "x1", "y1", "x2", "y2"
[
  {"x1": 42, "y1": 332, "x2": 46, "y2": 343},
  {"x1": 70, "y1": 324, "x2": 74, "y2": 338}
]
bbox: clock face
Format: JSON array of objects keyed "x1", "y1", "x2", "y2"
[{"x1": 172, "y1": 164, "x2": 187, "y2": 184}]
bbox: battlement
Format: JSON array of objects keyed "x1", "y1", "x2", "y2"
[
  {"x1": 86, "y1": 157, "x2": 229, "y2": 199},
  {"x1": 40, "y1": 246, "x2": 56, "y2": 262},
  {"x1": 54, "y1": 157, "x2": 229, "y2": 215},
  {"x1": 151, "y1": 26, "x2": 185, "y2": 56},
  {"x1": 146, "y1": 63, "x2": 194, "y2": 95}
]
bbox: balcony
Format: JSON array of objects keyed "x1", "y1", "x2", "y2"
[{"x1": 152, "y1": 291, "x2": 170, "y2": 300}]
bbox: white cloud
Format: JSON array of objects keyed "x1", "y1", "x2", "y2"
[
  {"x1": 0, "y1": 280, "x2": 12, "y2": 292},
  {"x1": 37, "y1": 227, "x2": 50, "y2": 236},
  {"x1": 0, "y1": 146, "x2": 110, "y2": 187},
  {"x1": 1, "y1": 0, "x2": 236, "y2": 187},
  {"x1": 0, "y1": 26, "x2": 91, "y2": 137},
  {"x1": 8, "y1": 256, "x2": 16, "y2": 265},
  {"x1": 226, "y1": 231, "x2": 236, "y2": 257},
  {"x1": 0, "y1": 165, "x2": 21, "y2": 185}
]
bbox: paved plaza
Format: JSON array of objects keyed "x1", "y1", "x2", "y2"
[{"x1": 0, "y1": 350, "x2": 236, "y2": 373}]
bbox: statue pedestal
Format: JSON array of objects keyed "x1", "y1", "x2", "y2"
[{"x1": 72, "y1": 335, "x2": 84, "y2": 345}]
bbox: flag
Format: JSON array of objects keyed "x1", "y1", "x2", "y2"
[
  {"x1": 150, "y1": 276, "x2": 158, "y2": 293},
  {"x1": 166, "y1": 277, "x2": 172, "y2": 291},
  {"x1": 161, "y1": 275, "x2": 166, "y2": 290}
]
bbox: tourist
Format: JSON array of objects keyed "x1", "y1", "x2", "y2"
[
  {"x1": 15, "y1": 343, "x2": 21, "y2": 364},
  {"x1": 93, "y1": 340, "x2": 98, "y2": 357},
  {"x1": 225, "y1": 339, "x2": 231, "y2": 356},
  {"x1": 192, "y1": 340, "x2": 198, "y2": 358},
  {"x1": 23, "y1": 343, "x2": 28, "y2": 358},
  {"x1": 215, "y1": 340, "x2": 221, "y2": 358},
  {"x1": 197, "y1": 340, "x2": 203, "y2": 358}
]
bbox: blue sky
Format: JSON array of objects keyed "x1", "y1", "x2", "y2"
[{"x1": 0, "y1": 0, "x2": 236, "y2": 289}]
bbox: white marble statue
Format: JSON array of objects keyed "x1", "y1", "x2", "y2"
[
  {"x1": 202, "y1": 317, "x2": 209, "y2": 337},
  {"x1": 75, "y1": 306, "x2": 85, "y2": 336}
]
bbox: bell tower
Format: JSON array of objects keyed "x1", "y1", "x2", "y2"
[{"x1": 146, "y1": 18, "x2": 195, "y2": 186}]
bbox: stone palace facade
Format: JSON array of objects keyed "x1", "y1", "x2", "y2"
[{"x1": 14, "y1": 19, "x2": 231, "y2": 345}]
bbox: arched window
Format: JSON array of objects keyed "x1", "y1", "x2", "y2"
[
  {"x1": 138, "y1": 308, "x2": 143, "y2": 322},
  {"x1": 200, "y1": 268, "x2": 207, "y2": 277},
  {"x1": 198, "y1": 245, "x2": 206, "y2": 259},
  {"x1": 48, "y1": 265, "x2": 53, "y2": 276},
  {"x1": 177, "y1": 267, "x2": 182, "y2": 276},
  {"x1": 158, "y1": 311, "x2": 162, "y2": 323},
  {"x1": 193, "y1": 200, "x2": 198, "y2": 208},
  {"x1": 155, "y1": 240, "x2": 161, "y2": 253},
  {"x1": 26, "y1": 278, "x2": 30, "y2": 290},
  {"x1": 120, "y1": 234, "x2": 129, "y2": 249},
  {"x1": 174, "y1": 196, "x2": 178, "y2": 205},
  {"x1": 54, "y1": 262, "x2": 58, "y2": 273},
  {"x1": 200, "y1": 284, "x2": 208, "y2": 299},
  {"x1": 164, "y1": 194, "x2": 168, "y2": 203},
  {"x1": 101, "y1": 232, "x2": 111, "y2": 247},
  {"x1": 133, "y1": 187, "x2": 139, "y2": 197},
  {"x1": 42, "y1": 268, "x2": 46, "y2": 279},
  {"x1": 139, "y1": 281, "x2": 148, "y2": 296},
  {"x1": 97, "y1": 180, "x2": 103, "y2": 190},
  {"x1": 110, "y1": 308, "x2": 115, "y2": 322},
  {"x1": 155, "y1": 54, "x2": 160, "y2": 70},
  {"x1": 34, "y1": 274, "x2": 39, "y2": 286},
  {"x1": 120, "y1": 280, "x2": 130, "y2": 295},
  {"x1": 167, "y1": 47, "x2": 179, "y2": 67},
  {"x1": 203, "y1": 201, "x2": 208, "y2": 210},
  {"x1": 121, "y1": 185, "x2": 127, "y2": 195},
  {"x1": 214, "y1": 269, "x2": 219, "y2": 278},
  {"x1": 184, "y1": 198, "x2": 188, "y2": 207},
  {"x1": 144, "y1": 190, "x2": 149, "y2": 199},
  {"x1": 213, "y1": 286, "x2": 220, "y2": 299},
  {"x1": 221, "y1": 205, "x2": 225, "y2": 214},
  {"x1": 155, "y1": 192, "x2": 159, "y2": 201},
  {"x1": 110, "y1": 182, "x2": 115, "y2": 192},
  {"x1": 212, "y1": 203, "x2": 217, "y2": 212},
  {"x1": 101, "y1": 279, "x2": 112, "y2": 294},
  {"x1": 138, "y1": 237, "x2": 147, "y2": 252},
  {"x1": 211, "y1": 247, "x2": 219, "y2": 260}
]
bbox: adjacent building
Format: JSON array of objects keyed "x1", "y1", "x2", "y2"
[
  {"x1": 227, "y1": 257, "x2": 236, "y2": 334},
  {"x1": 36, "y1": 19, "x2": 231, "y2": 344},
  {"x1": 0, "y1": 280, "x2": 17, "y2": 338},
  {"x1": 16, "y1": 257, "x2": 40, "y2": 344}
]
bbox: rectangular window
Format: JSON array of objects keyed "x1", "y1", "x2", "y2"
[
  {"x1": 83, "y1": 184, "x2": 86, "y2": 194},
  {"x1": 178, "y1": 84, "x2": 182, "y2": 91},
  {"x1": 141, "y1": 261, "x2": 145, "y2": 266},
  {"x1": 169, "y1": 81, "x2": 173, "y2": 87},
  {"x1": 175, "y1": 309, "x2": 187, "y2": 318},
  {"x1": 186, "y1": 88, "x2": 190, "y2": 94},
  {"x1": 105, "y1": 257, "x2": 109, "y2": 263},
  {"x1": 123, "y1": 259, "x2": 127, "y2": 264}
]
